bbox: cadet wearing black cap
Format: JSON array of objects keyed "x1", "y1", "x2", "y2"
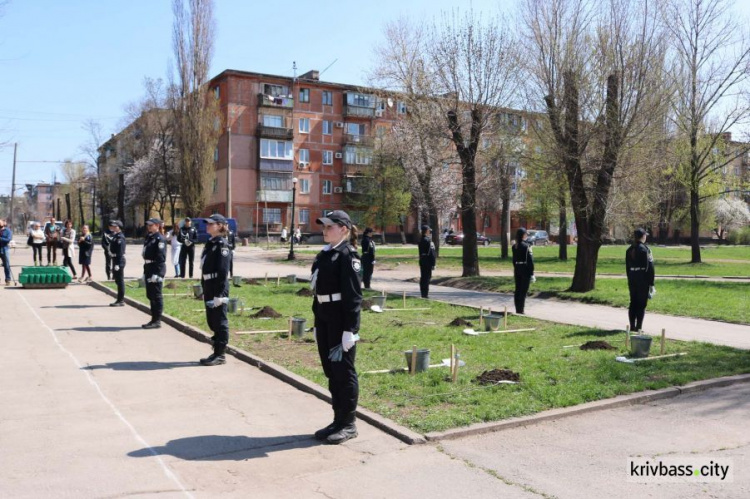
[
  {"x1": 418, "y1": 225, "x2": 436, "y2": 298},
  {"x1": 512, "y1": 227, "x2": 535, "y2": 314},
  {"x1": 108, "y1": 220, "x2": 127, "y2": 306},
  {"x1": 142, "y1": 218, "x2": 167, "y2": 328},
  {"x1": 177, "y1": 217, "x2": 198, "y2": 278},
  {"x1": 101, "y1": 227, "x2": 113, "y2": 280},
  {"x1": 226, "y1": 225, "x2": 237, "y2": 278},
  {"x1": 360, "y1": 227, "x2": 375, "y2": 289},
  {"x1": 199, "y1": 214, "x2": 232, "y2": 366},
  {"x1": 626, "y1": 228, "x2": 655, "y2": 332},
  {"x1": 311, "y1": 210, "x2": 363, "y2": 445}
]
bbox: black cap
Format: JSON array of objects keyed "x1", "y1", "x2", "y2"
[
  {"x1": 421, "y1": 225, "x2": 432, "y2": 232},
  {"x1": 634, "y1": 228, "x2": 646, "y2": 239},
  {"x1": 204, "y1": 214, "x2": 227, "y2": 224},
  {"x1": 316, "y1": 210, "x2": 352, "y2": 229},
  {"x1": 145, "y1": 218, "x2": 162, "y2": 225},
  {"x1": 184, "y1": 217, "x2": 191, "y2": 222},
  {"x1": 364, "y1": 227, "x2": 374, "y2": 235},
  {"x1": 516, "y1": 227, "x2": 527, "y2": 240},
  {"x1": 108, "y1": 220, "x2": 123, "y2": 228}
]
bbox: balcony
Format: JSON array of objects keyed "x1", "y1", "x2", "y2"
[
  {"x1": 258, "y1": 93, "x2": 294, "y2": 109},
  {"x1": 256, "y1": 190, "x2": 293, "y2": 203},
  {"x1": 344, "y1": 105, "x2": 376, "y2": 118},
  {"x1": 342, "y1": 134, "x2": 374, "y2": 147},
  {"x1": 257, "y1": 124, "x2": 294, "y2": 140}
]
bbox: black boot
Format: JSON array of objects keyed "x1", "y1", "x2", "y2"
[
  {"x1": 314, "y1": 412, "x2": 341, "y2": 440},
  {"x1": 200, "y1": 345, "x2": 226, "y2": 366},
  {"x1": 142, "y1": 321, "x2": 161, "y2": 329},
  {"x1": 326, "y1": 413, "x2": 357, "y2": 445}
]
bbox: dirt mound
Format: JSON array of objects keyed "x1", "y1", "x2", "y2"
[
  {"x1": 580, "y1": 340, "x2": 615, "y2": 351},
  {"x1": 362, "y1": 299, "x2": 374, "y2": 309},
  {"x1": 475, "y1": 369, "x2": 520, "y2": 385},
  {"x1": 243, "y1": 278, "x2": 262, "y2": 285},
  {"x1": 253, "y1": 306, "x2": 282, "y2": 318},
  {"x1": 165, "y1": 281, "x2": 177, "y2": 289},
  {"x1": 296, "y1": 288, "x2": 313, "y2": 297},
  {"x1": 448, "y1": 317, "x2": 473, "y2": 327}
]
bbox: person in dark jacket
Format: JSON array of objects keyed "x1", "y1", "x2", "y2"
[
  {"x1": 418, "y1": 225, "x2": 436, "y2": 298},
  {"x1": 77, "y1": 225, "x2": 93, "y2": 282},
  {"x1": 108, "y1": 220, "x2": 127, "y2": 306},
  {"x1": 226, "y1": 227, "x2": 237, "y2": 278},
  {"x1": 311, "y1": 210, "x2": 363, "y2": 445},
  {"x1": 101, "y1": 227, "x2": 113, "y2": 280},
  {"x1": 512, "y1": 227, "x2": 535, "y2": 314},
  {"x1": 360, "y1": 227, "x2": 375, "y2": 289},
  {"x1": 177, "y1": 217, "x2": 198, "y2": 278},
  {"x1": 626, "y1": 228, "x2": 655, "y2": 332},
  {"x1": 142, "y1": 218, "x2": 167, "y2": 329},
  {"x1": 0, "y1": 218, "x2": 12, "y2": 285},
  {"x1": 199, "y1": 214, "x2": 232, "y2": 366}
]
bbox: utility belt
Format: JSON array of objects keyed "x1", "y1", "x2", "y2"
[
  {"x1": 514, "y1": 261, "x2": 528, "y2": 265},
  {"x1": 144, "y1": 259, "x2": 157, "y2": 264},
  {"x1": 629, "y1": 267, "x2": 647, "y2": 271},
  {"x1": 316, "y1": 293, "x2": 342, "y2": 303},
  {"x1": 203, "y1": 273, "x2": 219, "y2": 280}
]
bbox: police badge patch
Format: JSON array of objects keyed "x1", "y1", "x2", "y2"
[
  {"x1": 352, "y1": 259, "x2": 361, "y2": 272},
  {"x1": 221, "y1": 248, "x2": 230, "y2": 257},
  {"x1": 158, "y1": 242, "x2": 165, "y2": 249}
]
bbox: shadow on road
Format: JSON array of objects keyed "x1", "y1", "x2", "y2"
[
  {"x1": 42, "y1": 304, "x2": 111, "y2": 309},
  {"x1": 128, "y1": 434, "x2": 321, "y2": 461},
  {"x1": 83, "y1": 361, "x2": 200, "y2": 371},
  {"x1": 58, "y1": 326, "x2": 144, "y2": 332}
]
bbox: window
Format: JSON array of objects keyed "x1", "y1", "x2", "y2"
[
  {"x1": 263, "y1": 208, "x2": 282, "y2": 224},
  {"x1": 397, "y1": 101, "x2": 407, "y2": 114},
  {"x1": 346, "y1": 123, "x2": 365, "y2": 135},
  {"x1": 299, "y1": 117, "x2": 310, "y2": 133},
  {"x1": 299, "y1": 88, "x2": 310, "y2": 102},
  {"x1": 322, "y1": 150, "x2": 333, "y2": 165},
  {"x1": 347, "y1": 92, "x2": 374, "y2": 107},
  {"x1": 214, "y1": 86, "x2": 220, "y2": 99},
  {"x1": 300, "y1": 209, "x2": 310, "y2": 225},
  {"x1": 299, "y1": 148, "x2": 310, "y2": 165},
  {"x1": 322, "y1": 91, "x2": 332, "y2": 106},
  {"x1": 263, "y1": 84, "x2": 287, "y2": 96},
  {"x1": 260, "y1": 139, "x2": 293, "y2": 160},
  {"x1": 322, "y1": 120, "x2": 332, "y2": 135},
  {"x1": 214, "y1": 147, "x2": 219, "y2": 162},
  {"x1": 260, "y1": 173, "x2": 292, "y2": 190},
  {"x1": 263, "y1": 115, "x2": 284, "y2": 128},
  {"x1": 322, "y1": 180, "x2": 332, "y2": 195},
  {"x1": 212, "y1": 176, "x2": 218, "y2": 193},
  {"x1": 375, "y1": 125, "x2": 387, "y2": 138},
  {"x1": 344, "y1": 146, "x2": 372, "y2": 165},
  {"x1": 299, "y1": 179, "x2": 310, "y2": 194}
]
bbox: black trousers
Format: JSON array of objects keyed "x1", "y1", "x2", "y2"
[
  {"x1": 205, "y1": 304, "x2": 229, "y2": 349},
  {"x1": 514, "y1": 273, "x2": 531, "y2": 314},
  {"x1": 63, "y1": 254, "x2": 77, "y2": 277},
  {"x1": 104, "y1": 252, "x2": 112, "y2": 279},
  {"x1": 113, "y1": 264, "x2": 125, "y2": 302},
  {"x1": 46, "y1": 242, "x2": 57, "y2": 263},
  {"x1": 362, "y1": 258, "x2": 374, "y2": 288},
  {"x1": 628, "y1": 282, "x2": 649, "y2": 331},
  {"x1": 31, "y1": 243, "x2": 44, "y2": 263},
  {"x1": 315, "y1": 312, "x2": 358, "y2": 424},
  {"x1": 419, "y1": 264, "x2": 432, "y2": 298},
  {"x1": 146, "y1": 281, "x2": 164, "y2": 322},
  {"x1": 179, "y1": 244, "x2": 195, "y2": 278}
]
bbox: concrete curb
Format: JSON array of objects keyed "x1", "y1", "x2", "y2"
[
  {"x1": 89, "y1": 281, "x2": 426, "y2": 445},
  {"x1": 425, "y1": 373, "x2": 750, "y2": 441}
]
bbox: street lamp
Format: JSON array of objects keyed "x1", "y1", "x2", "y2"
[{"x1": 287, "y1": 177, "x2": 298, "y2": 260}]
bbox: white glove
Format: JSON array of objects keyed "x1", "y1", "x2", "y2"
[
  {"x1": 649, "y1": 286, "x2": 656, "y2": 299},
  {"x1": 114, "y1": 265, "x2": 120, "y2": 271},
  {"x1": 213, "y1": 296, "x2": 229, "y2": 307},
  {"x1": 342, "y1": 331, "x2": 360, "y2": 352},
  {"x1": 148, "y1": 275, "x2": 159, "y2": 283},
  {"x1": 530, "y1": 275, "x2": 536, "y2": 283}
]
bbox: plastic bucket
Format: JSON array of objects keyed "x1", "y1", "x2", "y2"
[
  {"x1": 404, "y1": 349, "x2": 431, "y2": 373},
  {"x1": 232, "y1": 275, "x2": 243, "y2": 286},
  {"x1": 630, "y1": 335, "x2": 653, "y2": 358},
  {"x1": 192, "y1": 283, "x2": 203, "y2": 299},
  {"x1": 291, "y1": 318, "x2": 307, "y2": 337},
  {"x1": 484, "y1": 314, "x2": 504, "y2": 331},
  {"x1": 371, "y1": 296, "x2": 387, "y2": 308},
  {"x1": 228, "y1": 297, "x2": 244, "y2": 313},
  {"x1": 138, "y1": 276, "x2": 146, "y2": 288},
  {"x1": 286, "y1": 274, "x2": 297, "y2": 284}
]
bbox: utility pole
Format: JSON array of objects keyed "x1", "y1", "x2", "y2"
[
  {"x1": 9, "y1": 143, "x2": 17, "y2": 231},
  {"x1": 226, "y1": 127, "x2": 232, "y2": 218}
]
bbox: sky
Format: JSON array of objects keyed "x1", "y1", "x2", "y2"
[{"x1": 0, "y1": 0, "x2": 501, "y2": 194}]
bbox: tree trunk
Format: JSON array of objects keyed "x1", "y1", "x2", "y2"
[
  {"x1": 500, "y1": 193, "x2": 510, "y2": 259},
  {"x1": 558, "y1": 182, "x2": 568, "y2": 261},
  {"x1": 65, "y1": 193, "x2": 71, "y2": 222},
  {"x1": 690, "y1": 187, "x2": 702, "y2": 263},
  {"x1": 570, "y1": 234, "x2": 599, "y2": 291},
  {"x1": 78, "y1": 187, "x2": 84, "y2": 226},
  {"x1": 428, "y1": 206, "x2": 440, "y2": 257}
]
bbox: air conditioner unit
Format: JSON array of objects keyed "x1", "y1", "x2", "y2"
[
  {"x1": 334, "y1": 152, "x2": 343, "y2": 159},
  {"x1": 333, "y1": 187, "x2": 343, "y2": 193},
  {"x1": 334, "y1": 121, "x2": 344, "y2": 128}
]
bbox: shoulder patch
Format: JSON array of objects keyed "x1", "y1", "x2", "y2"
[
  {"x1": 158, "y1": 242, "x2": 165, "y2": 249},
  {"x1": 221, "y1": 248, "x2": 229, "y2": 257},
  {"x1": 352, "y1": 259, "x2": 362, "y2": 273}
]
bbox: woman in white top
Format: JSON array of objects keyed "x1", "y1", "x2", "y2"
[
  {"x1": 60, "y1": 219, "x2": 78, "y2": 279},
  {"x1": 29, "y1": 222, "x2": 46, "y2": 265},
  {"x1": 166, "y1": 227, "x2": 182, "y2": 277}
]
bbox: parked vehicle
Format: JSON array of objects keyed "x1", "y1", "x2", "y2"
[
  {"x1": 526, "y1": 230, "x2": 549, "y2": 246},
  {"x1": 190, "y1": 217, "x2": 238, "y2": 243},
  {"x1": 444, "y1": 232, "x2": 492, "y2": 246}
]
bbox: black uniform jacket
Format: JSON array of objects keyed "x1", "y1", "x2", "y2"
[
  {"x1": 109, "y1": 232, "x2": 126, "y2": 267},
  {"x1": 418, "y1": 236, "x2": 436, "y2": 267},
  {"x1": 227, "y1": 230, "x2": 237, "y2": 251},
  {"x1": 625, "y1": 243, "x2": 655, "y2": 286},
  {"x1": 142, "y1": 232, "x2": 167, "y2": 277},
  {"x1": 311, "y1": 242, "x2": 363, "y2": 334},
  {"x1": 101, "y1": 230, "x2": 113, "y2": 255},
  {"x1": 512, "y1": 241, "x2": 534, "y2": 276},
  {"x1": 361, "y1": 236, "x2": 375, "y2": 263},
  {"x1": 178, "y1": 226, "x2": 198, "y2": 247},
  {"x1": 201, "y1": 236, "x2": 230, "y2": 300}
]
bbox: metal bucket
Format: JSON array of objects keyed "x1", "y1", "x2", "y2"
[
  {"x1": 138, "y1": 276, "x2": 146, "y2": 288},
  {"x1": 228, "y1": 297, "x2": 243, "y2": 314},
  {"x1": 404, "y1": 349, "x2": 431, "y2": 373},
  {"x1": 286, "y1": 274, "x2": 297, "y2": 284},
  {"x1": 630, "y1": 335, "x2": 653, "y2": 358},
  {"x1": 291, "y1": 317, "x2": 307, "y2": 337},
  {"x1": 192, "y1": 283, "x2": 203, "y2": 299},
  {"x1": 484, "y1": 314, "x2": 504, "y2": 331},
  {"x1": 232, "y1": 275, "x2": 243, "y2": 286},
  {"x1": 371, "y1": 296, "x2": 387, "y2": 308}
]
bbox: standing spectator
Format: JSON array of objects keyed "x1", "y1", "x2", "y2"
[
  {"x1": 177, "y1": 217, "x2": 197, "y2": 278},
  {"x1": 0, "y1": 218, "x2": 12, "y2": 285},
  {"x1": 101, "y1": 226, "x2": 113, "y2": 280},
  {"x1": 626, "y1": 228, "x2": 655, "y2": 332},
  {"x1": 29, "y1": 222, "x2": 45, "y2": 266},
  {"x1": 360, "y1": 227, "x2": 376, "y2": 289},
  {"x1": 45, "y1": 217, "x2": 60, "y2": 265},
  {"x1": 60, "y1": 220, "x2": 78, "y2": 280},
  {"x1": 512, "y1": 228, "x2": 535, "y2": 314},
  {"x1": 418, "y1": 225, "x2": 436, "y2": 298},
  {"x1": 78, "y1": 225, "x2": 93, "y2": 282},
  {"x1": 294, "y1": 227, "x2": 302, "y2": 244},
  {"x1": 280, "y1": 226, "x2": 288, "y2": 243},
  {"x1": 227, "y1": 225, "x2": 237, "y2": 278},
  {"x1": 108, "y1": 220, "x2": 127, "y2": 306},
  {"x1": 166, "y1": 226, "x2": 182, "y2": 278}
]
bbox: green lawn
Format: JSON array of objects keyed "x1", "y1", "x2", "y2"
[
  {"x1": 107, "y1": 281, "x2": 750, "y2": 433},
  {"x1": 434, "y1": 276, "x2": 750, "y2": 325},
  {"x1": 290, "y1": 245, "x2": 750, "y2": 277}
]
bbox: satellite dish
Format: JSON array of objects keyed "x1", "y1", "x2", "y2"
[{"x1": 386, "y1": 98, "x2": 394, "y2": 108}]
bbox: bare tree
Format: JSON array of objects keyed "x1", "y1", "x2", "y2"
[
  {"x1": 521, "y1": 0, "x2": 669, "y2": 291},
  {"x1": 169, "y1": 0, "x2": 220, "y2": 217},
  {"x1": 662, "y1": 0, "x2": 750, "y2": 263}
]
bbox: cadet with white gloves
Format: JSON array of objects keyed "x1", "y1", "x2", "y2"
[
  {"x1": 199, "y1": 214, "x2": 232, "y2": 366},
  {"x1": 626, "y1": 228, "x2": 655, "y2": 332},
  {"x1": 108, "y1": 220, "x2": 127, "y2": 306},
  {"x1": 310, "y1": 210, "x2": 363, "y2": 445},
  {"x1": 142, "y1": 218, "x2": 167, "y2": 329}
]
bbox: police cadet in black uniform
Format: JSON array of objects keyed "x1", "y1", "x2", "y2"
[
  {"x1": 512, "y1": 227, "x2": 536, "y2": 314},
  {"x1": 360, "y1": 227, "x2": 375, "y2": 289},
  {"x1": 626, "y1": 228, "x2": 655, "y2": 332},
  {"x1": 108, "y1": 220, "x2": 127, "y2": 306},
  {"x1": 101, "y1": 227, "x2": 114, "y2": 280},
  {"x1": 226, "y1": 226, "x2": 237, "y2": 278},
  {"x1": 418, "y1": 225, "x2": 436, "y2": 298},
  {"x1": 177, "y1": 217, "x2": 198, "y2": 279},
  {"x1": 311, "y1": 210, "x2": 363, "y2": 445},
  {"x1": 199, "y1": 214, "x2": 232, "y2": 366},
  {"x1": 142, "y1": 218, "x2": 167, "y2": 329}
]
